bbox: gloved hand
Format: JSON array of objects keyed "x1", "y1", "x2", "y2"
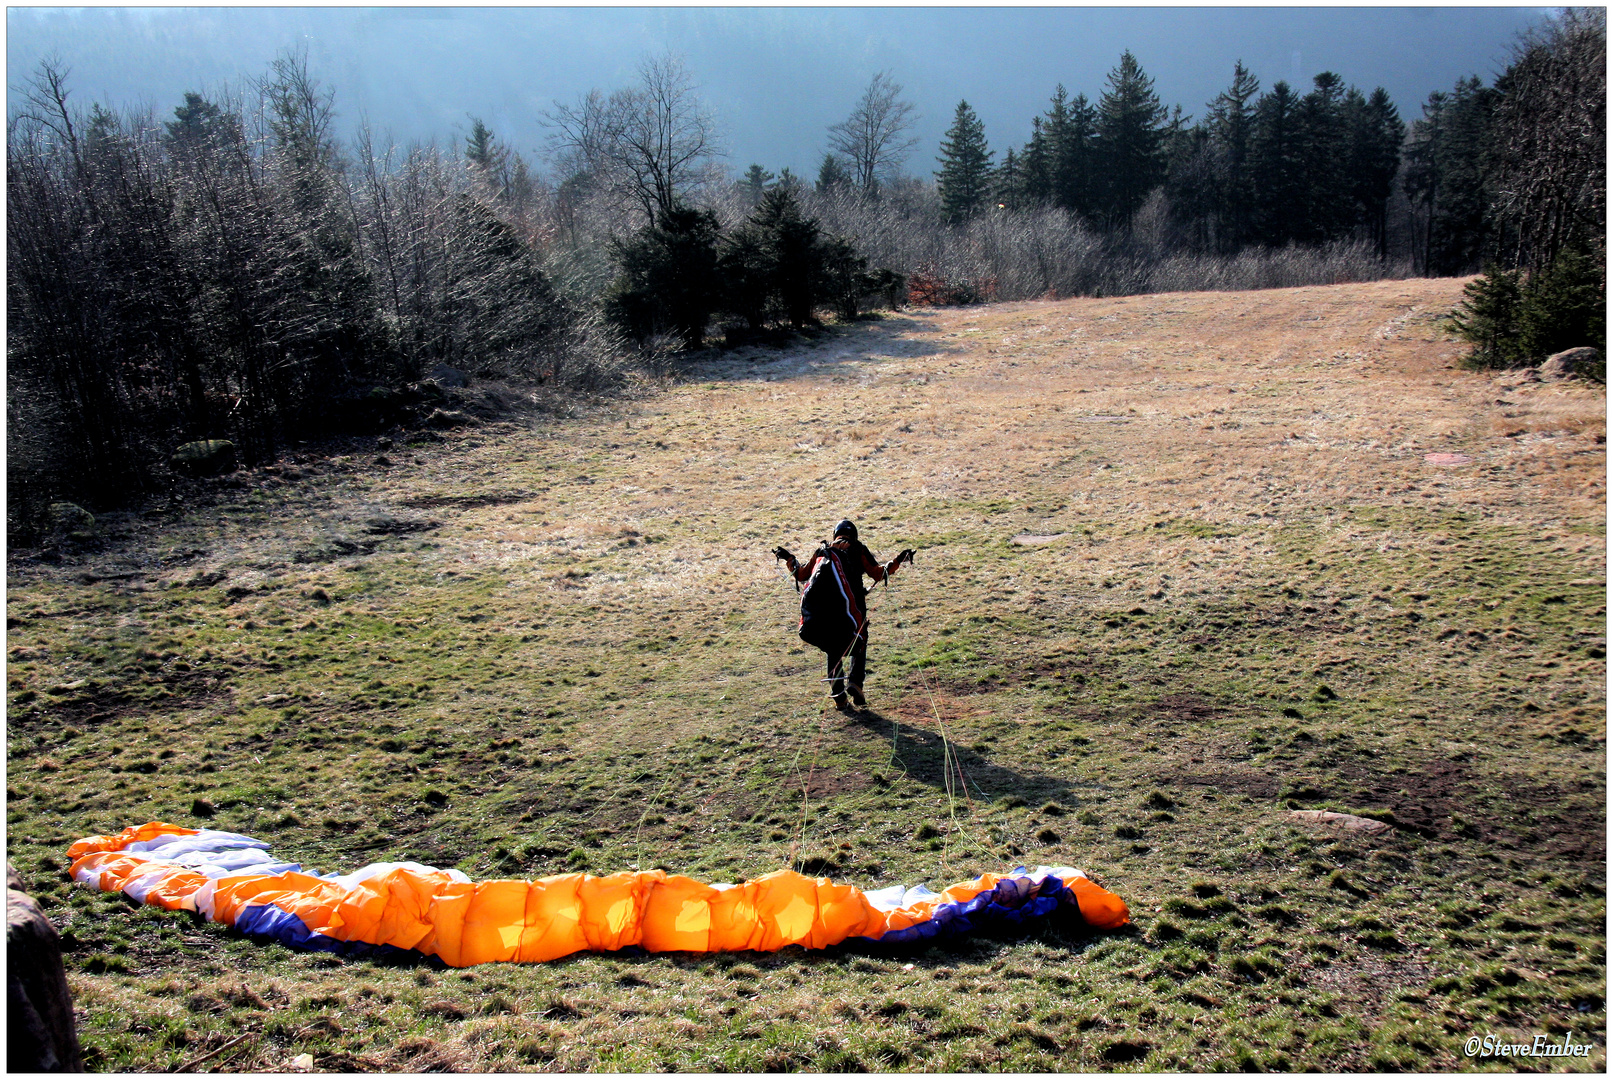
[
  {"x1": 897, "y1": 548, "x2": 916, "y2": 565},
  {"x1": 772, "y1": 546, "x2": 794, "y2": 563}
]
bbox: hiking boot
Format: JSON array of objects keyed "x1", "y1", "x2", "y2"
[
  {"x1": 832, "y1": 693, "x2": 854, "y2": 714},
  {"x1": 848, "y1": 684, "x2": 867, "y2": 708}
]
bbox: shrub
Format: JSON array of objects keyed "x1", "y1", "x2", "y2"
[
  {"x1": 607, "y1": 204, "x2": 722, "y2": 350},
  {"x1": 1518, "y1": 245, "x2": 1607, "y2": 368},
  {"x1": 1450, "y1": 246, "x2": 1607, "y2": 371}
]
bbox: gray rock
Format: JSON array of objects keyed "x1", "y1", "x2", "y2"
[
  {"x1": 1289, "y1": 809, "x2": 1393, "y2": 837},
  {"x1": 425, "y1": 408, "x2": 472, "y2": 429},
  {"x1": 7, "y1": 863, "x2": 83, "y2": 1071},
  {"x1": 47, "y1": 503, "x2": 96, "y2": 543},
  {"x1": 170, "y1": 439, "x2": 238, "y2": 477},
  {"x1": 1538, "y1": 347, "x2": 1602, "y2": 381},
  {"x1": 426, "y1": 365, "x2": 468, "y2": 388}
]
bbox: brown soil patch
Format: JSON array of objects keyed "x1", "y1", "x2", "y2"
[
  {"x1": 796, "y1": 766, "x2": 875, "y2": 798},
  {"x1": 1159, "y1": 767, "x2": 1283, "y2": 800},
  {"x1": 400, "y1": 490, "x2": 543, "y2": 510}
]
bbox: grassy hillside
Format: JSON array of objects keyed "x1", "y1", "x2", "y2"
[{"x1": 7, "y1": 278, "x2": 1605, "y2": 1071}]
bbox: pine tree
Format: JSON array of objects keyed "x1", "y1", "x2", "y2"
[
  {"x1": 753, "y1": 186, "x2": 825, "y2": 327},
  {"x1": 165, "y1": 91, "x2": 240, "y2": 159},
  {"x1": 1052, "y1": 90, "x2": 1099, "y2": 222},
  {"x1": 1447, "y1": 265, "x2": 1524, "y2": 367},
  {"x1": 1205, "y1": 62, "x2": 1260, "y2": 251},
  {"x1": 464, "y1": 116, "x2": 512, "y2": 200},
  {"x1": 935, "y1": 100, "x2": 993, "y2": 224},
  {"x1": 1019, "y1": 116, "x2": 1052, "y2": 205},
  {"x1": 1251, "y1": 80, "x2": 1305, "y2": 246},
  {"x1": 1095, "y1": 51, "x2": 1168, "y2": 231},
  {"x1": 1162, "y1": 108, "x2": 1216, "y2": 251},
  {"x1": 815, "y1": 154, "x2": 851, "y2": 194},
  {"x1": 607, "y1": 203, "x2": 722, "y2": 349},
  {"x1": 1518, "y1": 245, "x2": 1606, "y2": 363},
  {"x1": 739, "y1": 163, "x2": 775, "y2": 205},
  {"x1": 1296, "y1": 72, "x2": 1351, "y2": 244},
  {"x1": 993, "y1": 148, "x2": 1022, "y2": 210},
  {"x1": 1403, "y1": 77, "x2": 1497, "y2": 275},
  {"x1": 1344, "y1": 87, "x2": 1405, "y2": 256}
]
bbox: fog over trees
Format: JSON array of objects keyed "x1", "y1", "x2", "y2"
[{"x1": 7, "y1": 10, "x2": 1605, "y2": 535}]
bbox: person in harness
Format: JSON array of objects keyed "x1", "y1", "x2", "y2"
[{"x1": 773, "y1": 520, "x2": 914, "y2": 712}]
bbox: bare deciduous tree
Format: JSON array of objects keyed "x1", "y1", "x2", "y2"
[
  {"x1": 1488, "y1": 7, "x2": 1606, "y2": 274},
  {"x1": 826, "y1": 71, "x2": 919, "y2": 196},
  {"x1": 545, "y1": 53, "x2": 722, "y2": 226}
]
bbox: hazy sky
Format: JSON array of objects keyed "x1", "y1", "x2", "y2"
[{"x1": 7, "y1": 6, "x2": 1551, "y2": 178}]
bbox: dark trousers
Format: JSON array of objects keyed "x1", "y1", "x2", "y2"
[{"x1": 826, "y1": 626, "x2": 868, "y2": 697}]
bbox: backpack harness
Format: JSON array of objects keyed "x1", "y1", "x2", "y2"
[{"x1": 796, "y1": 543, "x2": 867, "y2": 658}]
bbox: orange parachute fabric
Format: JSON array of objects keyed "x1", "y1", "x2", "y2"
[{"x1": 69, "y1": 823, "x2": 1128, "y2": 966}]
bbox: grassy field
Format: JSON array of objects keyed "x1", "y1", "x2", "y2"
[{"x1": 7, "y1": 277, "x2": 1606, "y2": 1072}]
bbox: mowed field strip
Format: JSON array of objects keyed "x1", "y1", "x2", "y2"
[{"x1": 7, "y1": 277, "x2": 1606, "y2": 1071}]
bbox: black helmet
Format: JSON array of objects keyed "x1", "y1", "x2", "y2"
[{"x1": 833, "y1": 519, "x2": 858, "y2": 541}]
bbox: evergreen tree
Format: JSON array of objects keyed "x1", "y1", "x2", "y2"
[
  {"x1": 165, "y1": 91, "x2": 240, "y2": 160},
  {"x1": 717, "y1": 221, "x2": 772, "y2": 330},
  {"x1": 815, "y1": 153, "x2": 852, "y2": 194},
  {"x1": 607, "y1": 203, "x2": 722, "y2": 349},
  {"x1": 1018, "y1": 116, "x2": 1052, "y2": 205},
  {"x1": 752, "y1": 186, "x2": 824, "y2": 327},
  {"x1": 1344, "y1": 87, "x2": 1405, "y2": 256},
  {"x1": 1205, "y1": 62, "x2": 1260, "y2": 251},
  {"x1": 739, "y1": 163, "x2": 775, "y2": 205},
  {"x1": 1518, "y1": 245, "x2": 1606, "y2": 362},
  {"x1": 465, "y1": 117, "x2": 500, "y2": 172},
  {"x1": 1250, "y1": 80, "x2": 1305, "y2": 246},
  {"x1": 935, "y1": 100, "x2": 993, "y2": 224},
  {"x1": 775, "y1": 166, "x2": 803, "y2": 195},
  {"x1": 993, "y1": 147, "x2": 1022, "y2": 210},
  {"x1": 465, "y1": 116, "x2": 514, "y2": 200},
  {"x1": 1051, "y1": 89, "x2": 1099, "y2": 221},
  {"x1": 1296, "y1": 72, "x2": 1352, "y2": 244},
  {"x1": 818, "y1": 234, "x2": 880, "y2": 321},
  {"x1": 1095, "y1": 51, "x2": 1168, "y2": 231},
  {"x1": 1402, "y1": 77, "x2": 1497, "y2": 274},
  {"x1": 1446, "y1": 265, "x2": 1524, "y2": 367},
  {"x1": 1162, "y1": 108, "x2": 1216, "y2": 251}
]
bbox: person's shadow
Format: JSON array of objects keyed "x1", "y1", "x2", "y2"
[{"x1": 839, "y1": 706, "x2": 1102, "y2": 809}]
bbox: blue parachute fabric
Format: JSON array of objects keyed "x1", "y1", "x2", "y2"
[
  {"x1": 870, "y1": 870, "x2": 1072, "y2": 944},
  {"x1": 234, "y1": 901, "x2": 337, "y2": 952},
  {"x1": 233, "y1": 902, "x2": 418, "y2": 964}
]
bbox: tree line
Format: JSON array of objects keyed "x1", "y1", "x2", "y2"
[
  {"x1": 918, "y1": 16, "x2": 1603, "y2": 368},
  {"x1": 1410, "y1": 10, "x2": 1605, "y2": 370},
  {"x1": 8, "y1": 11, "x2": 1604, "y2": 533},
  {"x1": 7, "y1": 52, "x2": 624, "y2": 534},
  {"x1": 933, "y1": 56, "x2": 1405, "y2": 259}
]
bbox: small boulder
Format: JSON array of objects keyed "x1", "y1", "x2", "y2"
[
  {"x1": 425, "y1": 408, "x2": 472, "y2": 430},
  {"x1": 1289, "y1": 809, "x2": 1393, "y2": 837},
  {"x1": 426, "y1": 365, "x2": 468, "y2": 389},
  {"x1": 47, "y1": 502, "x2": 96, "y2": 543},
  {"x1": 1538, "y1": 347, "x2": 1603, "y2": 381},
  {"x1": 170, "y1": 439, "x2": 238, "y2": 478},
  {"x1": 7, "y1": 863, "x2": 83, "y2": 1071}
]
